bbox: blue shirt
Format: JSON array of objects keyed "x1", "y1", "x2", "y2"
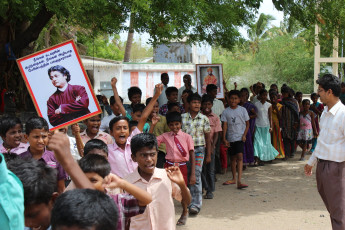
[{"x1": 0, "y1": 153, "x2": 25, "y2": 230}]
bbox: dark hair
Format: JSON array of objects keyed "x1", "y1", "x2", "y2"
[
  {"x1": 25, "y1": 117, "x2": 49, "y2": 135},
  {"x1": 240, "y1": 88, "x2": 250, "y2": 99},
  {"x1": 206, "y1": 84, "x2": 217, "y2": 93},
  {"x1": 109, "y1": 96, "x2": 123, "y2": 106},
  {"x1": 145, "y1": 97, "x2": 152, "y2": 106},
  {"x1": 182, "y1": 89, "x2": 193, "y2": 96},
  {"x1": 281, "y1": 86, "x2": 291, "y2": 95},
  {"x1": 7, "y1": 157, "x2": 57, "y2": 206},
  {"x1": 131, "y1": 133, "x2": 157, "y2": 156},
  {"x1": 295, "y1": 92, "x2": 302, "y2": 97},
  {"x1": 270, "y1": 84, "x2": 278, "y2": 89},
  {"x1": 128, "y1": 87, "x2": 142, "y2": 101},
  {"x1": 341, "y1": 82, "x2": 345, "y2": 87},
  {"x1": 165, "y1": 87, "x2": 178, "y2": 97},
  {"x1": 84, "y1": 139, "x2": 108, "y2": 156},
  {"x1": 311, "y1": 93, "x2": 319, "y2": 99},
  {"x1": 187, "y1": 92, "x2": 201, "y2": 103},
  {"x1": 161, "y1": 73, "x2": 169, "y2": 79},
  {"x1": 132, "y1": 104, "x2": 145, "y2": 114},
  {"x1": 268, "y1": 88, "x2": 277, "y2": 96},
  {"x1": 302, "y1": 99, "x2": 310, "y2": 105},
  {"x1": 183, "y1": 74, "x2": 191, "y2": 80},
  {"x1": 0, "y1": 116, "x2": 22, "y2": 136},
  {"x1": 109, "y1": 116, "x2": 130, "y2": 132},
  {"x1": 51, "y1": 189, "x2": 118, "y2": 230},
  {"x1": 201, "y1": 94, "x2": 214, "y2": 104},
  {"x1": 167, "y1": 102, "x2": 179, "y2": 111},
  {"x1": 129, "y1": 120, "x2": 138, "y2": 130},
  {"x1": 48, "y1": 65, "x2": 71, "y2": 82},
  {"x1": 259, "y1": 89, "x2": 268, "y2": 96},
  {"x1": 78, "y1": 154, "x2": 110, "y2": 178},
  {"x1": 228, "y1": 90, "x2": 241, "y2": 98},
  {"x1": 166, "y1": 111, "x2": 182, "y2": 124},
  {"x1": 316, "y1": 74, "x2": 341, "y2": 97},
  {"x1": 3, "y1": 152, "x2": 19, "y2": 163}
]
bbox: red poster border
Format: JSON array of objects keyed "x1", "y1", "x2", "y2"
[{"x1": 16, "y1": 40, "x2": 102, "y2": 131}]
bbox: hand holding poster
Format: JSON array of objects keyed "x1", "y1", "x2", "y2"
[{"x1": 17, "y1": 40, "x2": 101, "y2": 130}]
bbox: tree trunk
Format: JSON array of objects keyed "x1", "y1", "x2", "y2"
[{"x1": 123, "y1": 13, "x2": 134, "y2": 62}]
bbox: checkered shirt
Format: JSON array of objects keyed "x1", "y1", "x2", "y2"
[{"x1": 181, "y1": 112, "x2": 211, "y2": 147}]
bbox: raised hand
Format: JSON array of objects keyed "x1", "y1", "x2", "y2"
[
  {"x1": 47, "y1": 131, "x2": 71, "y2": 163},
  {"x1": 154, "y1": 83, "x2": 164, "y2": 96},
  {"x1": 111, "y1": 77, "x2": 118, "y2": 88},
  {"x1": 151, "y1": 113, "x2": 160, "y2": 126},
  {"x1": 166, "y1": 166, "x2": 185, "y2": 186},
  {"x1": 71, "y1": 123, "x2": 80, "y2": 136}
]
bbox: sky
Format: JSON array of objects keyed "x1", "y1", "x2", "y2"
[{"x1": 119, "y1": 0, "x2": 285, "y2": 45}]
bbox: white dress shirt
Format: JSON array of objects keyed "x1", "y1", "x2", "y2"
[
  {"x1": 100, "y1": 113, "x2": 116, "y2": 133},
  {"x1": 308, "y1": 100, "x2": 345, "y2": 166},
  {"x1": 212, "y1": 98, "x2": 225, "y2": 118}
]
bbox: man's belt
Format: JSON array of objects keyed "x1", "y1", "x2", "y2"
[{"x1": 166, "y1": 160, "x2": 187, "y2": 167}]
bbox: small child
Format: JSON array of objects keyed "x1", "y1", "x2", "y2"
[
  {"x1": 79, "y1": 114, "x2": 113, "y2": 145},
  {"x1": 221, "y1": 90, "x2": 249, "y2": 189},
  {"x1": 253, "y1": 89, "x2": 279, "y2": 164},
  {"x1": 201, "y1": 94, "x2": 222, "y2": 198},
  {"x1": 0, "y1": 116, "x2": 28, "y2": 154},
  {"x1": 309, "y1": 93, "x2": 324, "y2": 154},
  {"x1": 181, "y1": 92, "x2": 211, "y2": 215},
  {"x1": 100, "y1": 95, "x2": 123, "y2": 133},
  {"x1": 269, "y1": 91, "x2": 285, "y2": 159},
  {"x1": 125, "y1": 133, "x2": 191, "y2": 230},
  {"x1": 297, "y1": 99, "x2": 318, "y2": 161},
  {"x1": 159, "y1": 87, "x2": 185, "y2": 116},
  {"x1": 51, "y1": 189, "x2": 118, "y2": 230},
  {"x1": 109, "y1": 77, "x2": 163, "y2": 178},
  {"x1": 19, "y1": 117, "x2": 67, "y2": 194},
  {"x1": 152, "y1": 111, "x2": 195, "y2": 225},
  {"x1": 124, "y1": 86, "x2": 142, "y2": 115},
  {"x1": 78, "y1": 154, "x2": 152, "y2": 230}
]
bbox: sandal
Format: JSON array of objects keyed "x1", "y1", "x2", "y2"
[
  {"x1": 222, "y1": 180, "x2": 236, "y2": 185},
  {"x1": 176, "y1": 214, "x2": 188, "y2": 226},
  {"x1": 204, "y1": 192, "x2": 214, "y2": 199},
  {"x1": 237, "y1": 183, "x2": 248, "y2": 189}
]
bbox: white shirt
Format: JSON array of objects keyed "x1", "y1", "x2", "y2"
[
  {"x1": 178, "y1": 85, "x2": 197, "y2": 103},
  {"x1": 154, "y1": 85, "x2": 168, "y2": 106},
  {"x1": 212, "y1": 98, "x2": 225, "y2": 118},
  {"x1": 100, "y1": 114, "x2": 116, "y2": 133},
  {"x1": 308, "y1": 100, "x2": 345, "y2": 166},
  {"x1": 254, "y1": 101, "x2": 271, "y2": 127},
  {"x1": 68, "y1": 136, "x2": 81, "y2": 161}
]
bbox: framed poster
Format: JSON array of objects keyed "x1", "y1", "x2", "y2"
[
  {"x1": 17, "y1": 40, "x2": 101, "y2": 131},
  {"x1": 196, "y1": 64, "x2": 224, "y2": 98}
]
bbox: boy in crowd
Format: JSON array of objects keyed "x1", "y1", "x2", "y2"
[
  {"x1": 109, "y1": 77, "x2": 162, "y2": 178},
  {"x1": 167, "y1": 102, "x2": 181, "y2": 114},
  {"x1": 0, "y1": 152, "x2": 24, "y2": 230},
  {"x1": 221, "y1": 90, "x2": 249, "y2": 189},
  {"x1": 182, "y1": 92, "x2": 211, "y2": 215},
  {"x1": 178, "y1": 74, "x2": 197, "y2": 103},
  {"x1": 124, "y1": 86, "x2": 142, "y2": 115},
  {"x1": 78, "y1": 154, "x2": 152, "y2": 230},
  {"x1": 79, "y1": 114, "x2": 113, "y2": 145},
  {"x1": 151, "y1": 111, "x2": 195, "y2": 225},
  {"x1": 201, "y1": 95, "x2": 222, "y2": 199},
  {"x1": 159, "y1": 86, "x2": 185, "y2": 116},
  {"x1": 206, "y1": 84, "x2": 225, "y2": 118},
  {"x1": 125, "y1": 133, "x2": 191, "y2": 229},
  {"x1": 19, "y1": 117, "x2": 67, "y2": 194},
  {"x1": 100, "y1": 95, "x2": 123, "y2": 133},
  {"x1": 0, "y1": 116, "x2": 28, "y2": 154},
  {"x1": 145, "y1": 97, "x2": 170, "y2": 168},
  {"x1": 154, "y1": 72, "x2": 169, "y2": 106}
]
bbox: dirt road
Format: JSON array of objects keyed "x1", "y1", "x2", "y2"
[{"x1": 175, "y1": 151, "x2": 331, "y2": 230}]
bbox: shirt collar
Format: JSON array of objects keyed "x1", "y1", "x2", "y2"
[
  {"x1": 131, "y1": 167, "x2": 164, "y2": 183},
  {"x1": 188, "y1": 111, "x2": 202, "y2": 119},
  {"x1": 80, "y1": 130, "x2": 103, "y2": 138},
  {"x1": 327, "y1": 100, "x2": 342, "y2": 115},
  {"x1": 58, "y1": 83, "x2": 68, "y2": 92},
  {"x1": 169, "y1": 129, "x2": 183, "y2": 136}
]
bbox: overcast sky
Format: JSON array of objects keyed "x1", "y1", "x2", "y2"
[{"x1": 120, "y1": 0, "x2": 285, "y2": 45}]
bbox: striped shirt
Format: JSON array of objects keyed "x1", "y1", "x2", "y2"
[
  {"x1": 182, "y1": 112, "x2": 211, "y2": 147},
  {"x1": 110, "y1": 193, "x2": 146, "y2": 230},
  {"x1": 308, "y1": 100, "x2": 345, "y2": 166}
]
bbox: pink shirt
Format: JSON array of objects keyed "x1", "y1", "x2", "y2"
[
  {"x1": 107, "y1": 128, "x2": 140, "y2": 178},
  {"x1": 0, "y1": 142, "x2": 29, "y2": 155},
  {"x1": 156, "y1": 130, "x2": 194, "y2": 162},
  {"x1": 80, "y1": 130, "x2": 113, "y2": 145},
  {"x1": 206, "y1": 112, "x2": 222, "y2": 144},
  {"x1": 124, "y1": 168, "x2": 182, "y2": 230}
]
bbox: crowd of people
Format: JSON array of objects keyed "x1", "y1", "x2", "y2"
[{"x1": 1, "y1": 72, "x2": 345, "y2": 230}]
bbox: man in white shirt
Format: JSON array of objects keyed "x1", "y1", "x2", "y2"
[
  {"x1": 205, "y1": 84, "x2": 224, "y2": 118},
  {"x1": 178, "y1": 74, "x2": 197, "y2": 103},
  {"x1": 100, "y1": 96, "x2": 122, "y2": 133},
  {"x1": 304, "y1": 74, "x2": 345, "y2": 230},
  {"x1": 154, "y1": 73, "x2": 169, "y2": 106}
]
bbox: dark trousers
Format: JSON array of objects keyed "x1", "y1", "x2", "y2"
[
  {"x1": 156, "y1": 151, "x2": 166, "y2": 168},
  {"x1": 283, "y1": 138, "x2": 295, "y2": 158},
  {"x1": 316, "y1": 160, "x2": 345, "y2": 230},
  {"x1": 202, "y1": 152, "x2": 215, "y2": 193}
]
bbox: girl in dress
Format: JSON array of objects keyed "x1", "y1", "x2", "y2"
[
  {"x1": 269, "y1": 91, "x2": 285, "y2": 159},
  {"x1": 297, "y1": 99, "x2": 318, "y2": 161},
  {"x1": 240, "y1": 88, "x2": 257, "y2": 167},
  {"x1": 253, "y1": 89, "x2": 279, "y2": 165}
]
